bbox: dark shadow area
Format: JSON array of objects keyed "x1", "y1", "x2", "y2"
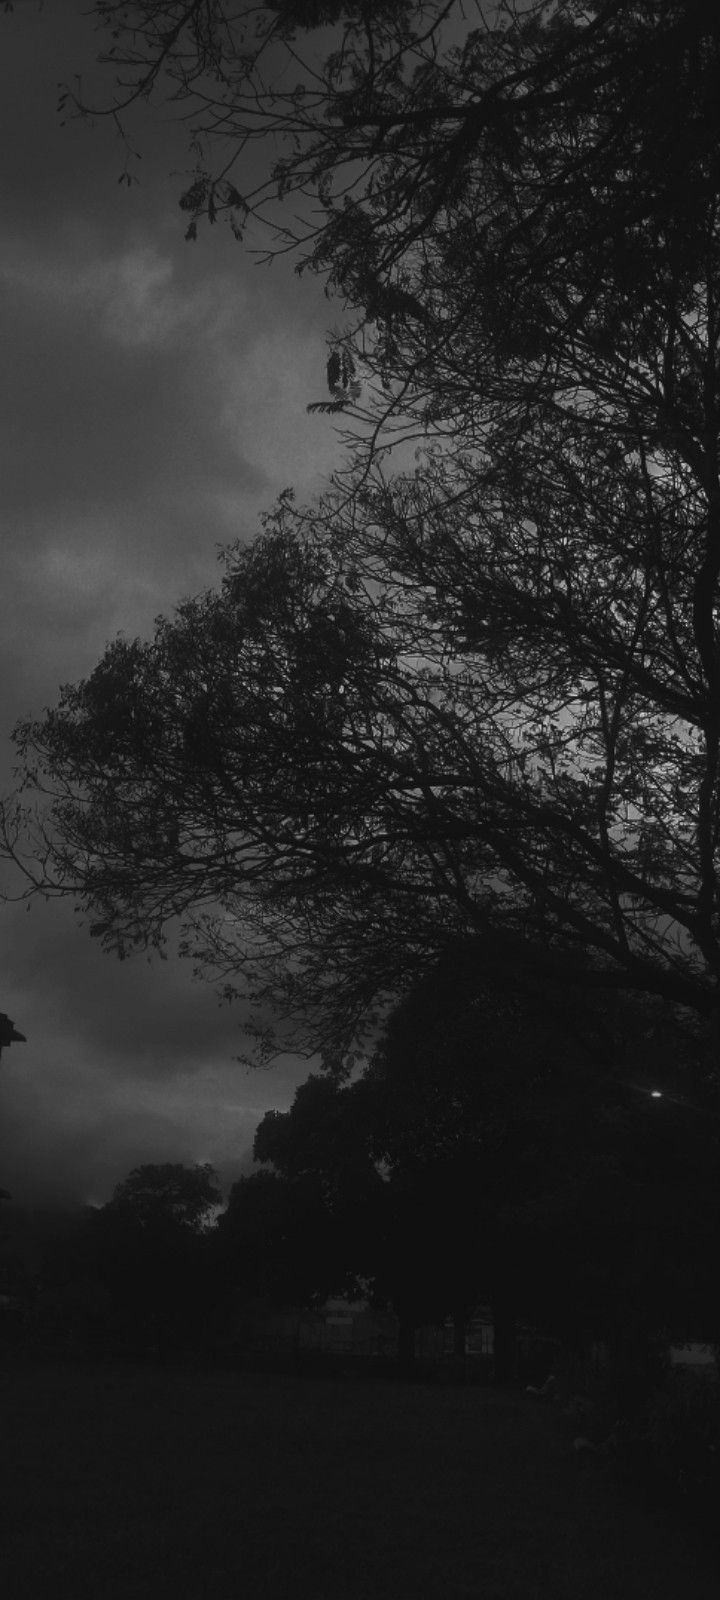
[{"x1": 0, "y1": 1358, "x2": 717, "y2": 1600}]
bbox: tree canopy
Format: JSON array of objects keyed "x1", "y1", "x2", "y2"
[
  {"x1": 227, "y1": 957, "x2": 719, "y2": 1375},
  {"x1": 4, "y1": 1, "x2": 720, "y2": 1056},
  {"x1": 104, "y1": 1162, "x2": 222, "y2": 1232},
  {"x1": 251, "y1": 957, "x2": 720, "y2": 1348},
  {"x1": 0, "y1": 1012, "x2": 25, "y2": 1057}
]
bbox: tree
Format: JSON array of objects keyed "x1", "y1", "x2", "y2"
[
  {"x1": 62, "y1": 5, "x2": 714, "y2": 312},
  {"x1": 61, "y1": 3, "x2": 720, "y2": 464},
  {"x1": 217, "y1": 1165, "x2": 373, "y2": 1313},
  {"x1": 83, "y1": 1163, "x2": 223, "y2": 1354},
  {"x1": 6, "y1": 487, "x2": 720, "y2": 1059},
  {"x1": 237, "y1": 962, "x2": 720, "y2": 1379},
  {"x1": 5, "y1": 3, "x2": 720, "y2": 1052},
  {"x1": 247, "y1": 1073, "x2": 463, "y2": 1367},
  {"x1": 104, "y1": 1161, "x2": 221, "y2": 1232},
  {"x1": 365, "y1": 951, "x2": 720, "y2": 1388},
  {"x1": 0, "y1": 1012, "x2": 25, "y2": 1203},
  {"x1": 221, "y1": 1074, "x2": 385, "y2": 1309},
  {"x1": 0, "y1": 1013, "x2": 25, "y2": 1058}
]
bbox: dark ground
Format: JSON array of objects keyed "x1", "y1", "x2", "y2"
[{"x1": 1, "y1": 1361, "x2": 717, "y2": 1599}]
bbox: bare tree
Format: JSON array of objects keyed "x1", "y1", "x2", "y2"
[{"x1": 4, "y1": 2, "x2": 720, "y2": 1057}]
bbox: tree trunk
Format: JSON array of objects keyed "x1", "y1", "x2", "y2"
[
  {"x1": 453, "y1": 1309, "x2": 467, "y2": 1380},
  {"x1": 397, "y1": 1315, "x2": 416, "y2": 1375},
  {"x1": 492, "y1": 1297, "x2": 518, "y2": 1385}
]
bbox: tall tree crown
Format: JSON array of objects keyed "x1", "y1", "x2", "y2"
[{"x1": 4, "y1": 0, "x2": 720, "y2": 1059}]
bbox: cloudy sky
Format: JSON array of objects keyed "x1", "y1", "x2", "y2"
[{"x1": 0, "y1": 1, "x2": 345, "y2": 1208}]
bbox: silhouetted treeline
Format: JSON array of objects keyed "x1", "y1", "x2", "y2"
[
  {"x1": 2, "y1": 965, "x2": 718, "y2": 1393},
  {"x1": 241, "y1": 957, "x2": 720, "y2": 1396}
]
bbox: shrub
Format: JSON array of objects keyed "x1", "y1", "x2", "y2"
[{"x1": 644, "y1": 1367, "x2": 720, "y2": 1507}]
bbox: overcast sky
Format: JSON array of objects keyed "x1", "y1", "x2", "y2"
[{"x1": 0, "y1": 1, "x2": 345, "y2": 1209}]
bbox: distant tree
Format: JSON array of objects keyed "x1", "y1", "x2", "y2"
[
  {"x1": 254, "y1": 1073, "x2": 381, "y2": 1225},
  {"x1": 105, "y1": 1161, "x2": 221, "y2": 1233},
  {"x1": 366, "y1": 950, "x2": 720, "y2": 1387},
  {"x1": 0, "y1": 1011, "x2": 25, "y2": 1202},
  {"x1": 218, "y1": 1171, "x2": 338, "y2": 1311},
  {"x1": 239, "y1": 954, "x2": 720, "y2": 1381},
  {"x1": 245, "y1": 1078, "x2": 447, "y2": 1367},
  {"x1": 220, "y1": 1083, "x2": 384, "y2": 1311},
  {"x1": 0, "y1": 1013, "x2": 25, "y2": 1058},
  {"x1": 77, "y1": 1163, "x2": 224, "y2": 1355}
]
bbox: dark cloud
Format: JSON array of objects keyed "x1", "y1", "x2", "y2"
[
  {"x1": 0, "y1": 1056, "x2": 264, "y2": 1210},
  {"x1": 0, "y1": 893, "x2": 310, "y2": 1207},
  {"x1": 0, "y1": 1, "x2": 339, "y2": 1207},
  {"x1": 0, "y1": 267, "x2": 261, "y2": 524}
]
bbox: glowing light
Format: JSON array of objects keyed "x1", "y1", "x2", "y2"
[{"x1": 650, "y1": 1090, "x2": 663, "y2": 1099}]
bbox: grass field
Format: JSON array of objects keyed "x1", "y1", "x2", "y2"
[{"x1": 1, "y1": 1360, "x2": 717, "y2": 1599}]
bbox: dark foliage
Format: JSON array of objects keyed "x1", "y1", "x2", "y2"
[
  {"x1": 224, "y1": 959, "x2": 720, "y2": 1375},
  {"x1": 5, "y1": 3, "x2": 720, "y2": 1055},
  {"x1": 33, "y1": 1164, "x2": 223, "y2": 1357}
]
